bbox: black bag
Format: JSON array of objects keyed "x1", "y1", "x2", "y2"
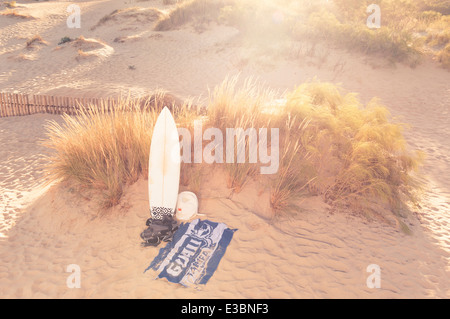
[{"x1": 140, "y1": 215, "x2": 179, "y2": 247}]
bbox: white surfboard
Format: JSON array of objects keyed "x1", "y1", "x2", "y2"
[{"x1": 148, "y1": 107, "x2": 181, "y2": 219}]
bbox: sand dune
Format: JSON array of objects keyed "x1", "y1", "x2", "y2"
[
  {"x1": 0, "y1": 0, "x2": 449, "y2": 298},
  {"x1": 0, "y1": 114, "x2": 64, "y2": 239},
  {"x1": 0, "y1": 155, "x2": 449, "y2": 298}
]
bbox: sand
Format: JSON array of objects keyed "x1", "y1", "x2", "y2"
[{"x1": 0, "y1": 0, "x2": 449, "y2": 298}]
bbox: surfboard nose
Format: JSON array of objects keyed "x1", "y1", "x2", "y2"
[{"x1": 161, "y1": 106, "x2": 170, "y2": 116}]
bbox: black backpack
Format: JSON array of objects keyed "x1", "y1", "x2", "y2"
[{"x1": 140, "y1": 215, "x2": 179, "y2": 247}]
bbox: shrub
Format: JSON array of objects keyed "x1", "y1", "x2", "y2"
[
  {"x1": 205, "y1": 77, "x2": 422, "y2": 220},
  {"x1": 437, "y1": 43, "x2": 450, "y2": 69},
  {"x1": 58, "y1": 36, "x2": 72, "y2": 45},
  {"x1": 154, "y1": 0, "x2": 233, "y2": 31},
  {"x1": 284, "y1": 81, "x2": 423, "y2": 219},
  {"x1": 417, "y1": 0, "x2": 450, "y2": 15},
  {"x1": 292, "y1": 10, "x2": 423, "y2": 65}
]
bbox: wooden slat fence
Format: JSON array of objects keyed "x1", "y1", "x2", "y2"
[{"x1": 0, "y1": 92, "x2": 118, "y2": 118}]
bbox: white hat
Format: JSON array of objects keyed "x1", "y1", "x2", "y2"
[{"x1": 176, "y1": 191, "x2": 199, "y2": 221}]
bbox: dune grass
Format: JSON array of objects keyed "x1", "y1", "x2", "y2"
[
  {"x1": 269, "y1": 117, "x2": 317, "y2": 217},
  {"x1": 283, "y1": 81, "x2": 423, "y2": 219},
  {"x1": 207, "y1": 77, "x2": 422, "y2": 220},
  {"x1": 205, "y1": 76, "x2": 276, "y2": 193},
  {"x1": 44, "y1": 97, "x2": 157, "y2": 209},
  {"x1": 153, "y1": 0, "x2": 449, "y2": 68},
  {"x1": 44, "y1": 93, "x2": 198, "y2": 209},
  {"x1": 294, "y1": 0, "x2": 449, "y2": 68},
  {"x1": 26, "y1": 35, "x2": 48, "y2": 49},
  {"x1": 0, "y1": 8, "x2": 33, "y2": 19},
  {"x1": 154, "y1": 0, "x2": 232, "y2": 31},
  {"x1": 292, "y1": 10, "x2": 423, "y2": 66},
  {"x1": 44, "y1": 77, "x2": 423, "y2": 224}
]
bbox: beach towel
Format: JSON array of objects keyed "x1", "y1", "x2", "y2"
[{"x1": 145, "y1": 218, "x2": 236, "y2": 287}]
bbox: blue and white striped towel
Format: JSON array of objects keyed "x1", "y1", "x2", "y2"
[{"x1": 145, "y1": 219, "x2": 236, "y2": 287}]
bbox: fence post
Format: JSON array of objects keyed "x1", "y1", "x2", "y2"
[
  {"x1": 55, "y1": 96, "x2": 59, "y2": 114},
  {"x1": 19, "y1": 94, "x2": 24, "y2": 116},
  {"x1": 64, "y1": 96, "x2": 68, "y2": 114},
  {"x1": 17, "y1": 94, "x2": 22, "y2": 116},
  {"x1": 56, "y1": 96, "x2": 61, "y2": 114},
  {"x1": 10, "y1": 93, "x2": 14, "y2": 116},
  {"x1": 48, "y1": 96, "x2": 53, "y2": 114},
  {"x1": 8, "y1": 93, "x2": 13, "y2": 116},
  {"x1": 9, "y1": 93, "x2": 14, "y2": 116},
  {"x1": 62, "y1": 96, "x2": 66, "y2": 114},
  {"x1": 0, "y1": 93, "x2": 3, "y2": 117},
  {"x1": 31, "y1": 95, "x2": 35, "y2": 114},
  {"x1": 41, "y1": 95, "x2": 46, "y2": 114},
  {"x1": 37, "y1": 95, "x2": 41, "y2": 113},
  {"x1": 25, "y1": 94, "x2": 30, "y2": 115},
  {"x1": 70, "y1": 97, "x2": 75, "y2": 115},
  {"x1": 34, "y1": 94, "x2": 37, "y2": 113},
  {"x1": 0, "y1": 92, "x2": 119, "y2": 117},
  {"x1": 13, "y1": 93, "x2": 18, "y2": 116},
  {"x1": 17, "y1": 94, "x2": 23, "y2": 116},
  {"x1": 35, "y1": 94, "x2": 39, "y2": 113}
]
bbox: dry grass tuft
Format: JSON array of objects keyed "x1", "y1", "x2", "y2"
[
  {"x1": 91, "y1": 7, "x2": 164, "y2": 30},
  {"x1": 0, "y1": 8, "x2": 33, "y2": 19},
  {"x1": 44, "y1": 97, "x2": 157, "y2": 209},
  {"x1": 26, "y1": 35, "x2": 48, "y2": 49},
  {"x1": 43, "y1": 93, "x2": 199, "y2": 210},
  {"x1": 437, "y1": 43, "x2": 450, "y2": 69},
  {"x1": 154, "y1": 0, "x2": 449, "y2": 68}
]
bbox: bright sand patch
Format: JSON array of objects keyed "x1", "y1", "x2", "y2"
[{"x1": 0, "y1": 160, "x2": 449, "y2": 298}]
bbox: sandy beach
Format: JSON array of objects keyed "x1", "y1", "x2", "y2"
[{"x1": 0, "y1": 0, "x2": 449, "y2": 298}]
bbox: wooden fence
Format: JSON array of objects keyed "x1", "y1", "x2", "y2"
[{"x1": 0, "y1": 92, "x2": 118, "y2": 118}]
